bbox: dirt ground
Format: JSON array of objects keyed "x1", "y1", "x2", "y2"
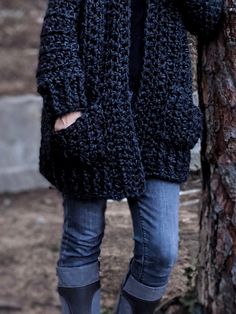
[{"x1": 0, "y1": 172, "x2": 202, "y2": 314}]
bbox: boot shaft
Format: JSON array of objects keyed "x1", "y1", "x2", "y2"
[{"x1": 57, "y1": 281, "x2": 101, "y2": 314}]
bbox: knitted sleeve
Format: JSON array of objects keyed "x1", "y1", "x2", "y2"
[
  {"x1": 174, "y1": 0, "x2": 225, "y2": 40},
  {"x1": 36, "y1": 0, "x2": 87, "y2": 119}
]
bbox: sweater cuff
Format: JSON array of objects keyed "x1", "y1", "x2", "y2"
[
  {"x1": 37, "y1": 64, "x2": 88, "y2": 119},
  {"x1": 174, "y1": 0, "x2": 225, "y2": 41}
]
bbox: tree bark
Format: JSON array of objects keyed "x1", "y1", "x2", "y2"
[{"x1": 197, "y1": 1, "x2": 236, "y2": 313}]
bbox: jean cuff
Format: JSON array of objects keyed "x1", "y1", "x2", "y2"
[
  {"x1": 122, "y1": 273, "x2": 167, "y2": 301},
  {"x1": 56, "y1": 261, "x2": 100, "y2": 288}
]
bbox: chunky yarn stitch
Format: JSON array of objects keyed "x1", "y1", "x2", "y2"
[{"x1": 36, "y1": 0, "x2": 224, "y2": 201}]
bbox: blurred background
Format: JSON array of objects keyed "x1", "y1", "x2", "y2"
[{"x1": 0, "y1": 1, "x2": 202, "y2": 313}]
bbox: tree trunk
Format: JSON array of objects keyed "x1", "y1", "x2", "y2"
[{"x1": 196, "y1": 1, "x2": 236, "y2": 313}]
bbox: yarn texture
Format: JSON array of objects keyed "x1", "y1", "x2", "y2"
[{"x1": 36, "y1": 0, "x2": 224, "y2": 201}]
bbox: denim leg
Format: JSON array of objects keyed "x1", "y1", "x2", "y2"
[
  {"x1": 124, "y1": 177, "x2": 180, "y2": 300},
  {"x1": 56, "y1": 193, "x2": 107, "y2": 288}
]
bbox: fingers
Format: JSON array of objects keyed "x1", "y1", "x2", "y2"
[{"x1": 54, "y1": 111, "x2": 83, "y2": 131}]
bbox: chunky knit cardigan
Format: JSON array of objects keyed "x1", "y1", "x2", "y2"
[{"x1": 36, "y1": 0, "x2": 224, "y2": 201}]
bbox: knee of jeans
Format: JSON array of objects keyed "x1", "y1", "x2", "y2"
[
  {"x1": 58, "y1": 241, "x2": 102, "y2": 267},
  {"x1": 146, "y1": 240, "x2": 179, "y2": 269},
  {"x1": 58, "y1": 226, "x2": 105, "y2": 267},
  {"x1": 62, "y1": 228, "x2": 104, "y2": 253}
]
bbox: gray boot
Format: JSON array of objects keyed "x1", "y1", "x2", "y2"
[{"x1": 57, "y1": 281, "x2": 100, "y2": 314}]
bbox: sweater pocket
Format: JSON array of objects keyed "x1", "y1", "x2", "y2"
[
  {"x1": 134, "y1": 94, "x2": 203, "y2": 151},
  {"x1": 51, "y1": 99, "x2": 106, "y2": 165},
  {"x1": 163, "y1": 103, "x2": 204, "y2": 149}
]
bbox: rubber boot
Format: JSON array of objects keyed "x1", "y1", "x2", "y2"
[
  {"x1": 113, "y1": 266, "x2": 164, "y2": 314},
  {"x1": 114, "y1": 288, "x2": 161, "y2": 314},
  {"x1": 57, "y1": 280, "x2": 100, "y2": 314},
  {"x1": 56, "y1": 261, "x2": 101, "y2": 314}
]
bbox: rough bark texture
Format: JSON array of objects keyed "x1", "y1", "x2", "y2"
[{"x1": 197, "y1": 1, "x2": 236, "y2": 313}]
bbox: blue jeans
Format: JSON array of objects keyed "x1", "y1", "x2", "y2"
[{"x1": 56, "y1": 177, "x2": 180, "y2": 301}]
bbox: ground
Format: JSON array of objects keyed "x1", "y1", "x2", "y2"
[{"x1": 0, "y1": 173, "x2": 201, "y2": 314}]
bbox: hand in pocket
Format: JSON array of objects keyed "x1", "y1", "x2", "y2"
[
  {"x1": 54, "y1": 111, "x2": 83, "y2": 132},
  {"x1": 51, "y1": 100, "x2": 106, "y2": 165}
]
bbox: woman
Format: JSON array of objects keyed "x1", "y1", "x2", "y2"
[{"x1": 36, "y1": 0, "x2": 224, "y2": 313}]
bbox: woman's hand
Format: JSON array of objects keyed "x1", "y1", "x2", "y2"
[{"x1": 54, "y1": 111, "x2": 83, "y2": 131}]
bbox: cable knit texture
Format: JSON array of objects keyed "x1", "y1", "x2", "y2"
[{"x1": 36, "y1": 0, "x2": 224, "y2": 201}]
